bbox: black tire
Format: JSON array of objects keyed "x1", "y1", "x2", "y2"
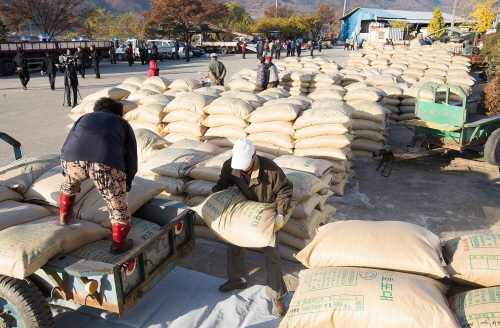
[
  {"x1": 221, "y1": 47, "x2": 228, "y2": 54},
  {"x1": 117, "y1": 54, "x2": 124, "y2": 62},
  {"x1": 484, "y1": 129, "x2": 500, "y2": 165},
  {"x1": 0, "y1": 57, "x2": 15, "y2": 76},
  {"x1": 0, "y1": 275, "x2": 54, "y2": 327}
]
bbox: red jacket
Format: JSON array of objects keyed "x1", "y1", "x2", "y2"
[{"x1": 125, "y1": 47, "x2": 133, "y2": 59}]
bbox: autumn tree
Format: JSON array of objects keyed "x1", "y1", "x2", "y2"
[
  {"x1": 428, "y1": 7, "x2": 446, "y2": 38},
  {"x1": 263, "y1": 4, "x2": 296, "y2": 18},
  {"x1": 469, "y1": 0, "x2": 499, "y2": 33},
  {"x1": 0, "y1": 19, "x2": 8, "y2": 42},
  {"x1": 219, "y1": 3, "x2": 253, "y2": 34},
  {"x1": 309, "y1": 4, "x2": 339, "y2": 40},
  {"x1": 0, "y1": 0, "x2": 84, "y2": 38},
  {"x1": 147, "y1": 0, "x2": 228, "y2": 40},
  {"x1": 388, "y1": 20, "x2": 413, "y2": 35},
  {"x1": 253, "y1": 15, "x2": 314, "y2": 39}
]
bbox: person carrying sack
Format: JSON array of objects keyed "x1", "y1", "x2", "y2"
[{"x1": 212, "y1": 138, "x2": 293, "y2": 317}]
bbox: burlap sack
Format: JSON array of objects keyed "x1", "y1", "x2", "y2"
[
  {"x1": 138, "y1": 175, "x2": 189, "y2": 195},
  {"x1": 169, "y1": 78, "x2": 202, "y2": 91},
  {"x1": 253, "y1": 142, "x2": 293, "y2": 157},
  {"x1": 163, "y1": 133, "x2": 201, "y2": 143},
  {"x1": 138, "y1": 148, "x2": 213, "y2": 177},
  {"x1": 293, "y1": 123, "x2": 351, "y2": 139},
  {"x1": 204, "y1": 97, "x2": 254, "y2": 119},
  {"x1": 296, "y1": 220, "x2": 448, "y2": 279},
  {"x1": 202, "y1": 115, "x2": 248, "y2": 128},
  {"x1": 448, "y1": 287, "x2": 500, "y2": 327},
  {"x1": 443, "y1": 234, "x2": 500, "y2": 287},
  {"x1": 227, "y1": 78, "x2": 262, "y2": 92},
  {"x1": 128, "y1": 120, "x2": 163, "y2": 134},
  {"x1": 221, "y1": 91, "x2": 266, "y2": 109},
  {"x1": 185, "y1": 195, "x2": 206, "y2": 207},
  {"x1": 293, "y1": 109, "x2": 352, "y2": 130},
  {"x1": 83, "y1": 87, "x2": 131, "y2": 101},
  {"x1": 263, "y1": 97, "x2": 311, "y2": 111},
  {"x1": 134, "y1": 128, "x2": 170, "y2": 160},
  {"x1": 279, "y1": 267, "x2": 460, "y2": 328},
  {"x1": 0, "y1": 154, "x2": 60, "y2": 194},
  {"x1": 162, "y1": 110, "x2": 207, "y2": 126},
  {"x1": 244, "y1": 122, "x2": 295, "y2": 135},
  {"x1": 351, "y1": 119, "x2": 386, "y2": 131},
  {"x1": 248, "y1": 133, "x2": 294, "y2": 149},
  {"x1": 0, "y1": 216, "x2": 109, "y2": 279},
  {"x1": 282, "y1": 168, "x2": 328, "y2": 202},
  {"x1": 140, "y1": 94, "x2": 174, "y2": 105},
  {"x1": 273, "y1": 155, "x2": 334, "y2": 178},
  {"x1": 203, "y1": 126, "x2": 247, "y2": 140},
  {"x1": 188, "y1": 153, "x2": 231, "y2": 182},
  {"x1": 292, "y1": 193, "x2": 327, "y2": 219},
  {"x1": 351, "y1": 138, "x2": 385, "y2": 152},
  {"x1": 123, "y1": 76, "x2": 145, "y2": 87},
  {"x1": 161, "y1": 122, "x2": 207, "y2": 137},
  {"x1": 293, "y1": 134, "x2": 353, "y2": 149},
  {"x1": 123, "y1": 103, "x2": 167, "y2": 124},
  {"x1": 278, "y1": 230, "x2": 313, "y2": 249},
  {"x1": 168, "y1": 138, "x2": 223, "y2": 155},
  {"x1": 156, "y1": 191, "x2": 187, "y2": 203},
  {"x1": 191, "y1": 188, "x2": 293, "y2": 248},
  {"x1": 0, "y1": 200, "x2": 53, "y2": 231},
  {"x1": 74, "y1": 177, "x2": 165, "y2": 228},
  {"x1": 183, "y1": 180, "x2": 217, "y2": 197},
  {"x1": 294, "y1": 147, "x2": 351, "y2": 162},
  {"x1": 125, "y1": 216, "x2": 161, "y2": 245},
  {"x1": 282, "y1": 209, "x2": 326, "y2": 239},
  {"x1": 127, "y1": 89, "x2": 159, "y2": 101},
  {"x1": 248, "y1": 104, "x2": 301, "y2": 123},
  {"x1": 0, "y1": 186, "x2": 22, "y2": 202},
  {"x1": 142, "y1": 76, "x2": 172, "y2": 92},
  {"x1": 164, "y1": 93, "x2": 218, "y2": 115},
  {"x1": 23, "y1": 166, "x2": 95, "y2": 205}
]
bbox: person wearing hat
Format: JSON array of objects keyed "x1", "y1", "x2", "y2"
[
  {"x1": 212, "y1": 138, "x2": 293, "y2": 317},
  {"x1": 208, "y1": 53, "x2": 226, "y2": 86},
  {"x1": 89, "y1": 45, "x2": 100, "y2": 79},
  {"x1": 265, "y1": 56, "x2": 278, "y2": 88},
  {"x1": 12, "y1": 48, "x2": 30, "y2": 90}
]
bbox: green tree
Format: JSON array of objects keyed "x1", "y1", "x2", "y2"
[
  {"x1": 428, "y1": 8, "x2": 446, "y2": 38},
  {"x1": 219, "y1": 3, "x2": 253, "y2": 34},
  {"x1": 81, "y1": 8, "x2": 111, "y2": 39},
  {"x1": 0, "y1": 19, "x2": 9, "y2": 42}
]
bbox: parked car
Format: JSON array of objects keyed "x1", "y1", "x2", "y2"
[{"x1": 189, "y1": 45, "x2": 205, "y2": 57}]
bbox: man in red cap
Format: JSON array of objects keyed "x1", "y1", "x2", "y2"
[
  {"x1": 212, "y1": 138, "x2": 293, "y2": 317},
  {"x1": 265, "y1": 56, "x2": 279, "y2": 88}
]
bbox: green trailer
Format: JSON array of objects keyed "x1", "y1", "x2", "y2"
[{"x1": 407, "y1": 83, "x2": 500, "y2": 165}]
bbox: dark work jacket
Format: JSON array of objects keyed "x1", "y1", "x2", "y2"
[
  {"x1": 12, "y1": 54, "x2": 28, "y2": 70},
  {"x1": 41, "y1": 56, "x2": 58, "y2": 74},
  {"x1": 90, "y1": 49, "x2": 99, "y2": 62},
  {"x1": 61, "y1": 110, "x2": 138, "y2": 191},
  {"x1": 74, "y1": 51, "x2": 84, "y2": 65},
  {"x1": 212, "y1": 155, "x2": 293, "y2": 216},
  {"x1": 64, "y1": 64, "x2": 78, "y2": 86},
  {"x1": 256, "y1": 63, "x2": 269, "y2": 88}
]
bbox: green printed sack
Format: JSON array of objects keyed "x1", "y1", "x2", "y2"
[
  {"x1": 191, "y1": 188, "x2": 292, "y2": 248},
  {"x1": 279, "y1": 267, "x2": 460, "y2": 328},
  {"x1": 138, "y1": 148, "x2": 213, "y2": 178},
  {"x1": 448, "y1": 287, "x2": 500, "y2": 328},
  {"x1": 273, "y1": 155, "x2": 334, "y2": 178},
  {"x1": 444, "y1": 234, "x2": 500, "y2": 287},
  {"x1": 282, "y1": 168, "x2": 329, "y2": 202}
]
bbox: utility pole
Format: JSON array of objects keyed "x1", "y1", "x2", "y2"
[
  {"x1": 451, "y1": 0, "x2": 458, "y2": 27},
  {"x1": 343, "y1": 0, "x2": 347, "y2": 16},
  {"x1": 276, "y1": 0, "x2": 278, "y2": 18}
]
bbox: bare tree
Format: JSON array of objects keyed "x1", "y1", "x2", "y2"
[
  {"x1": 263, "y1": 4, "x2": 296, "y2": 18},
  {"x1": 0, "y1": 0, "x2": 84, "y2": 38}
]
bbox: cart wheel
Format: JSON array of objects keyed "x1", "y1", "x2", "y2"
[
  {"x1": 484, "y1": 129, "x2": 500, "y2": 165},
  {"x1": 0, "y1": 275, "x2": 54, "y2": 328}
]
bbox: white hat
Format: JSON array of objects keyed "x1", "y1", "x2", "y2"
[
  {"x1": 210, "y1": 53, "x2": 217, "y2": 57},
  {"x1": 231, "y1": 138, "x2": 255, "y2": 170}
]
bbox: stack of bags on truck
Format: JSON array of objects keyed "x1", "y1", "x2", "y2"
[
  {"x1": 292, "y1": 99, "x2": 354, "y2": 195},
  {"x1": 279, "y1": 220, "x2": 464, "y2": 328},
  {"x1": 341, "y1": 44, "x2": 474, "y2": 125},
  {"x1": 0, "y1": 154, "x2": 168, "y2": 278}
]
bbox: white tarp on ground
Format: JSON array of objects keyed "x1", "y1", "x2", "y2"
[{"x1": 50, "y1": 266, "x2": 292, "y2": 327}]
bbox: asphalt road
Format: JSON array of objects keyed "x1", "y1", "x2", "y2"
[{"x1": 1, "y1": 47, "x2": 499, "y2": 293}]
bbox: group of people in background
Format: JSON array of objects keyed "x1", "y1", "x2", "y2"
[
  {"x1": 249, "y1": 38, "x2": 322, "y2": 60},
  {"x1": 344, "y1": 37, "x2": 365, "y2": 51}
]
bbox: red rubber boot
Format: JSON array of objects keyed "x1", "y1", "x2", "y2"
[
  {"x1": 59, "y1": 194, "x2": 76, "y2": 225},
  {"x1": 110, "y1": 224, "x2": 134, "y2": 254}
]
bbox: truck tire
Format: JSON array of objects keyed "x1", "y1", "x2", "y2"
[
  {"x1": 0, "y1": 57, "x2": 15, "y2": 76},
  {"x1": 221, "y1": 47, "x2": 228, "y2": 54},
  {"x1": 484, "y1": 129, "x2": 500, "y2": 165},
  {"x1": 117, "y1": 54, "x2": 124, "y2": 62},
  {"x1": 0, "y1": 275, "x2": 54, "y2": 327}
]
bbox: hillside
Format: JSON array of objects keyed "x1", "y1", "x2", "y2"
[{"x1": 88, "y1": 0, "x2": 451, "y2": 18}]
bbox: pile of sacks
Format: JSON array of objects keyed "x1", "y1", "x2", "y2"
[
  {"x1": 343, "y1": 43, "x2": 474, "y2": 125},
  {"x1": 279, "y1": 220, "x2": 500, "y2": 328},
  {"x1": 0, "y1": 154, "x2": 167, "y2": 278}
]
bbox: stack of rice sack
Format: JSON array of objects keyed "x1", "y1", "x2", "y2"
[
  {"x1": 137, "y1": 139, "x2": 218, "y2": 203},
  {"x1": 279, "y1": 220, "x2": 461, "y2": 328},
  {"x1": 161, "y1": 92, "x2": 219, "y2": 143},
  {"x1": 292, "y1": 99, "x2": 354, "y2": 195},
  {"x1": 341, "y1": 44, "x2": 474, "y2": 125},
  {"x1": 227, "y1": 69, "x2": 262, "y2": 93},
  {"x1": 281, "y1": 71, "x2": 313, "y2": 97},
  {"x1": 443, "y1": 234, "x2": 500, "y2": 327},
  {"x1": 201, "y1": 96, "x2": 255, "y2": 149}
]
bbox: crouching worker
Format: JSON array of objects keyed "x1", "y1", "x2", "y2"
[
  {"x1": 59, "y1": 97, "x2": 138, "y2": 254},
  {"x1": 212, "y1": 138, "x2": 293, "y2": 317}
]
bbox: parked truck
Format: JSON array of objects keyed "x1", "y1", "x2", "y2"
[
  {"x1": 0, "y1": 40, "x2": 112, "y2": 76},
  {"x1": 0, "y1": 133, "x2": 195, "y2": 326}
]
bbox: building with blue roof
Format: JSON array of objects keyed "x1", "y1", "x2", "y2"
[{"x1": 339, "y1": 7, "x2": 468, "y2": 42}]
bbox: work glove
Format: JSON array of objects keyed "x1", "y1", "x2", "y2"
[{"x1": 274, "y1": 214, "x2": 284, "y2": 232}]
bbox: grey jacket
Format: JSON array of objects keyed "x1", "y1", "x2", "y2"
[{"x1": 268, "y1": 63, "x2": 279, "y2": 83}]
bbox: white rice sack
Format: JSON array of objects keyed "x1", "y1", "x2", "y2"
[
  {"x1": 127, "y1": 89, "x2": 159, "y2": 101},
  {"x1": 142, "y1": 76, "x2": 172, "y2": 92},
  {"x1": 168, "y1": 79, "x2": 202, "y2": 91},
  {"x1": 202, "y1": 115, "x2": 248, "y2": 128},
  {"x1": 140, "y1": 94, "x2": 175, "y2": 105},
  {"x1": 123, "y1": 103, "x2": 167, "y2": 124},
  {"x1": 344, "y1": 87, "x2": 385, "y2": 102},
  {"x1": 244, "y1": 122, "x2": 295, "y2": 135},
  {"x1": 83, "y1": 87, "x2": 131, "y2": 102},
  {"x1": 293, "y1": 123, "x2": 351, "y2": 139},
  {"x1": 162, "y1": 110, "x2": 207, "y2": 125},
  {"x1": 248, "y1": 133, "x2": 294, "y2": 149},
  {"x1": 188, "y1": 153, "x2": 231, "y2": 182},
  {"x1": 183, "y1": 180, "x2": 217, "y2": 197},
  {"x1": 204, "y1": 97, "x2": 254, "y2": 119},
  {"x1": 203, "y1": 126, "x2": 247, "y2": 140},
  {"x1": 161, "y1": 122, "x2": 207, "y2": 137},
  {"x1": 248, "y1": 103, "x2": 300, "y2": 123},
  {"x1": 138, "y1": 148, "x2": 212, "y2": 177},
  {"x1": 350, "y1": 101, "x2": 391, "y2": 123}
]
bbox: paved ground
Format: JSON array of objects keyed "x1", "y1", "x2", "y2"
[{"x1": 1, "y1": 47, "x2": 499, "y2": 295}]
